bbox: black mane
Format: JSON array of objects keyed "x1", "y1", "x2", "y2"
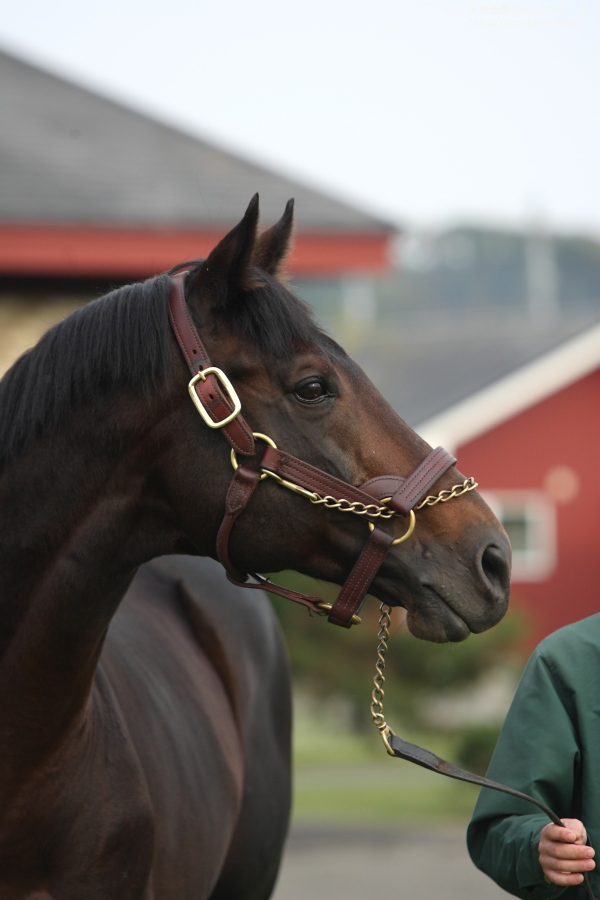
[
  {"x1": 0, "y1": 265, "x2": 329, "y2": 468},
  {"x1": 0, "y1": 274, "x2": 174, "y2": 467}
]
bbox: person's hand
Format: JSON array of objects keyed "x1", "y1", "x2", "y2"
[{"x1": 539, "y1": 819, "x2": 595, "y2": 887}]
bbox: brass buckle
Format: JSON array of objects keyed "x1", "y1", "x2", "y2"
[
  {"x1": 316, "y1": 602, "x2": 362, "y2": 626},
  {"x1": 368, "y1": 508, "x2": 416, "y2": 546},
  {"x1": 188, "y1": 367, "x2": 242, "y2": 429}
]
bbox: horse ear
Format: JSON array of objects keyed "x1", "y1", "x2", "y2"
[
  {"x1": 188, "y1": 194, "x2": 261, "y2": 301},
  {"x1": 253, "y1": 199, "x2": 295, "y2": 279}
]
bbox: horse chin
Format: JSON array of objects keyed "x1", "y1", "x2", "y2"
[
  {"x1": 403, "y1": 595, "x2": 473, "y2": 644},
  {"x1": 405, "y1": 609, "x2": 471, "y2": 644}
]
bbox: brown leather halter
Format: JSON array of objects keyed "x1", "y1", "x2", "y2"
[{"x1": 168, "y1": 272, "x2": 461, "y2": 628}]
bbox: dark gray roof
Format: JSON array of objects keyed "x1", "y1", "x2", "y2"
[
  {"x1": 349, "y1": 307, "x2": 600, "y2": 428},
  {"x1": 0, "y1": 48, "x2": 393, "y2": 232}
]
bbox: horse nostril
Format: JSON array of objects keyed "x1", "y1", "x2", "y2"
[{"x1": 480, "y1": 543, "x2": 511, "y2": 599}]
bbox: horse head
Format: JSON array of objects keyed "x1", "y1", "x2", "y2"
[{"x1": 156, "y1": 195, "x2": 511, "y2": 643}]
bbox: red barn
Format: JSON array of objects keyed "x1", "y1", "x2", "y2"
[
  {"x1": 418, "y1": 323, "x2": 600, "y2": 646},
  {"x1": 0, "y1": 48, "x2": 394, "y2": 283},
  {"x1": 0, "y1": 46, "x2": 397, "y2": 375}
]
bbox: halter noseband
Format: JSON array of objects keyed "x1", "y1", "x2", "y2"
[{"x1": 168, "y1": 272, "x2": 475, "y2": 628}]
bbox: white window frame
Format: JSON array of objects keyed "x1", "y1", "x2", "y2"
[{"x1": 481, "y1": 490, "x2": 557, "y2": 582}]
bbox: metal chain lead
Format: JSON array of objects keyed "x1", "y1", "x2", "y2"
[
  {"x1": 370, "y1": 603, "x2": 395, "y2": 753},
  {"x1": 415, "y1": 476, "x2": 478, "y2": 510},
  {"x1": 312, "y1": 478, "x2": 477, "y2": 519},
  {"x1": 309, "y1": 494, "x2": 395, "y2": 519},
  {"x1": 244, "y1": 442, "x2": 478, "y2": 522},
  {"x1": 369, "y1": 478, "x2": 478, "y2": 742}
]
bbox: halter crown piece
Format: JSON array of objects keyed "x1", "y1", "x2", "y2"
[{"x1": 168, "y1": 272, "x2": 476, "y2": 628}]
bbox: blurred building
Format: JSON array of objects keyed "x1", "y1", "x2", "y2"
[
  {"x1": 419, "y1": 323, "x2": 600, "y2": 646},
  {"x1": 0, "y1": 47, "x2": 396, "y2": 372}
]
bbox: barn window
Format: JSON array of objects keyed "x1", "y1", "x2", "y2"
[{"x1": 481, "y1": 491, "x2": 556, "y2": 581}]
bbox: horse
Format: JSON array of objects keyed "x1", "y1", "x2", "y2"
[{"x1": 0, "y1": 195, "x2": 511, "y2": 899}]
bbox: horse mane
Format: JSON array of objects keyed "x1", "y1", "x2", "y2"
[
  {"x1": 0, "y1": 274, "x2": 174, "y2": 467},
  {"x1": 0, "y1": 264, "x2": 330, "y2": 468}
]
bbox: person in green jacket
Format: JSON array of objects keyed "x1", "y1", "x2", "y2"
[{"x1": 467, "y1": 614, "x2": 598, "y2": 898}]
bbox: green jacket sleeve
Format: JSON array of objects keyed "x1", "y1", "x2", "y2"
[{"x1": 467, "y1": 643, "x2": 581, "y2": 898}]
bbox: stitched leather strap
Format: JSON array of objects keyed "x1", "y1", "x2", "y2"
[
  {"x1": 261, "y1": 446, "x2": 456, "y2": 516},
  {"x1": 216, "y1": 466, "x2": 262, "y2": 580},
  {"x1": 168, "y1": 272, "x2": 255, "y2": 455},
  {"x1": 388, "y1": 446, "x2": 456, "y2": 515},
  {"x1": 225, "y1": 570, "x2": 328, "y2": 616},
  {"x1": 260, "y1": 446, "x2": 390, "y2": 510},
  {"x1": 215, "y1": 462, "x2": 353, "y2": 619},
  {"x1": 361, "y1": 448, "x2": 456, "y2": 513},
  {"x1": 327, "y1": 528, "x2": 395, "y2": 627}
]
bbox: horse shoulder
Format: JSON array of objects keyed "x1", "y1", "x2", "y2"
[
  {"x1": 149, "y1": 556, "x2": 293, "y2": 900},
  {"x1": 150, "y1": 556, "x2": 292, "y2": 733},
  {"x1": 101, "y1": 564, "x2": 248, "y2": 898}
]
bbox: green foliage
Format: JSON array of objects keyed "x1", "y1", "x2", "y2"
[
  {"x1": 292, "y1": 761, "x2": 482, "y2": 825},
  {"x1": 453, "y1": 723, "x2": 503, "y2": 776}
]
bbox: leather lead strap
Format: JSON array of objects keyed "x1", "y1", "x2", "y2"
[
  {"x1": 386, "y1": 733, "x2": 596, "y2": 900},
  {"x1": 168, "y1": 272, "x2": 255, "y2": 456}
]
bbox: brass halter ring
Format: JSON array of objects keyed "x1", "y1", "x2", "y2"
[
  {"x1": 230, "y1": 432, "x2": 278, "y2": 481},
  {"x1": 368, "y1": 507, "x2": 416, "y2": 546}
]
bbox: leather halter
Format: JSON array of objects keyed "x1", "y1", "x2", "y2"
[{"x1": 168, "y1": 272, "x2": 457, "y2": 628}]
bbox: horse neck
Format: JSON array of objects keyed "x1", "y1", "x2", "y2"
[{"x1": 0, "y1": 390, "x2": 200, "y2": 767}]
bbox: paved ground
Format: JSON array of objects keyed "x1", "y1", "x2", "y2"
[{"x1": 272, "y1": 825, "x2": 512, "y2": 899}]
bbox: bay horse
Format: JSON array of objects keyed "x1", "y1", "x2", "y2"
[{"x1": 0, "y1": 195, "x2": 511, "y2": 899}]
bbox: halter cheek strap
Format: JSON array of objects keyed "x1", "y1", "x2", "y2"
[
  {"x1": 215, "y1": 465, "x2": 261, "y2": 581},
  {"x1": 168, "y1": 272, "x2": 256, "y2": 456},
  {"x1": 168, "y1": 273, "x2": 461, "y2": 628},
  {"x1": 326, "y1": 528, "x2": 395, "y2": 627}
]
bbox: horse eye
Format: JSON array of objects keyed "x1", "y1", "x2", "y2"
[{"x1": 294, "y1": 379, "x2": 328, "y2": 403}]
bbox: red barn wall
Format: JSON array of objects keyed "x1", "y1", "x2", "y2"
[
  {"x1": 456, "y1": 368, "x2": 600, "y2": 646},
  {"x1": 0, "y1": 225, "x2": 391, "y2": 278}
]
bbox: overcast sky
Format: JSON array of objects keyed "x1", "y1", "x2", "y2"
[{"x1": 1, "y1": 0, "x2": 598, "y2": 234}]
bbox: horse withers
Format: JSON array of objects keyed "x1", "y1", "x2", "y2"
[{"x1": 0, "y1": 196, "x2": 511, "y2": 899}]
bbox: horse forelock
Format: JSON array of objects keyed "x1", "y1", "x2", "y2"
[
  {"x1": 185, "y1": 260, "x2": 328, "y2": 359},
  {"x1": 174, "y1": 254, "x2": 328, "y2": 357}
]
